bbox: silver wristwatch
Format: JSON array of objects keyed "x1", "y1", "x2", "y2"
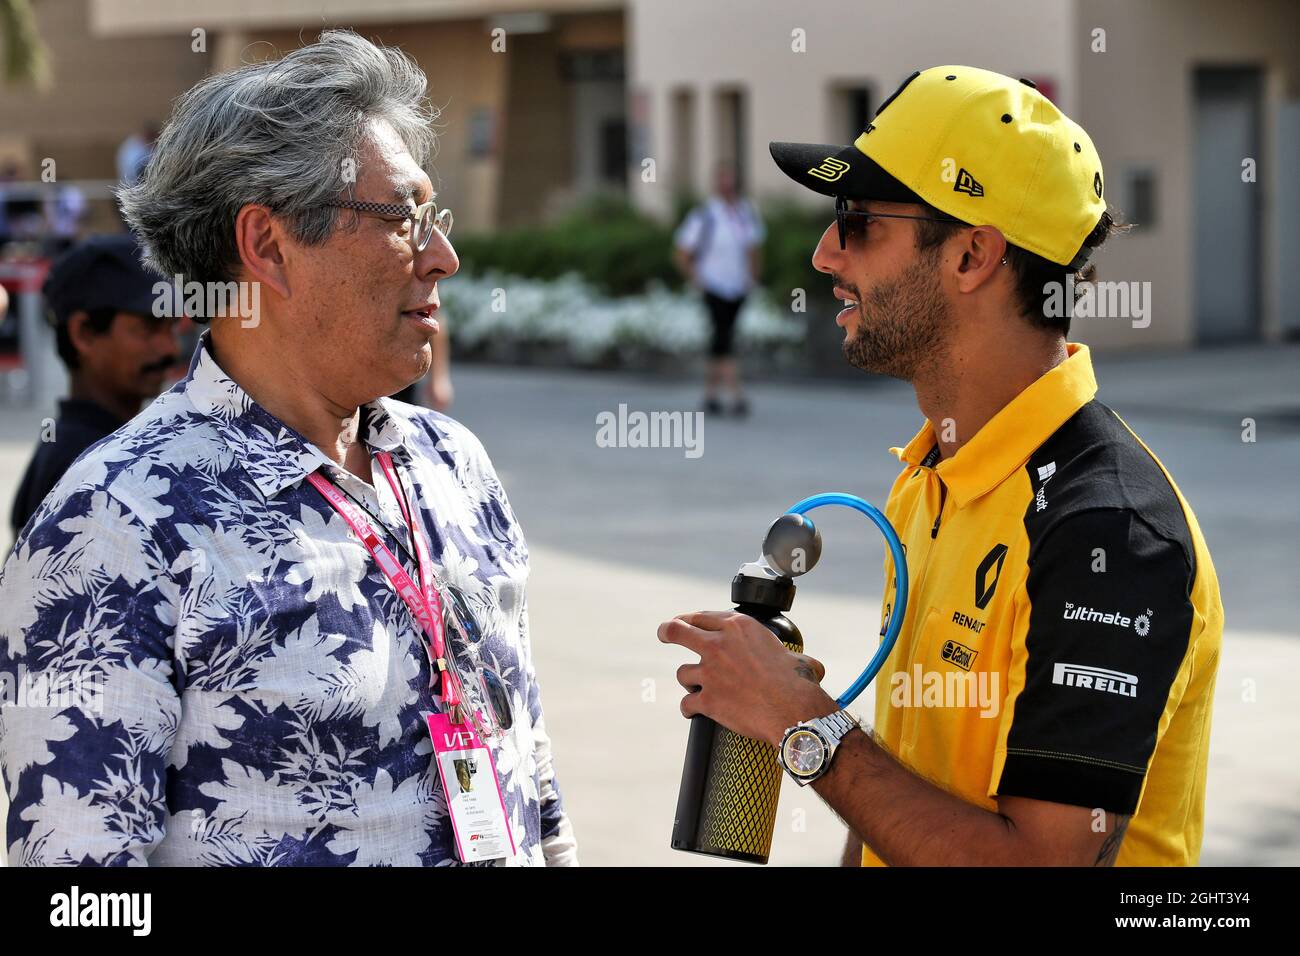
[{"x1": 777, "y1": 710, "x2": 860, "y2": 786}]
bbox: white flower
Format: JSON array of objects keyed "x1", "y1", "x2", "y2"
[
  {"x1": 198, "y1": 758, "x2": 315, "y2": 843},
  {"x1": 0, "y1": 542, "x2": 54, "y2": 653},
  {"x1": 100, "y1": 656, "x2": 180, "y2": 756},
  {"x1": 0, "y1": 704, "x2": 76, "y2": 785},
  {"x1": 279, "y1": 506, "x2": 368, "y2": 611},
  {"x1": 170, "y1": 691, "x2": 245, "y2": 770},
  {"x1": 16, "y1": 775, "x2": 122, "y2": 865},
  {"x1": 438, "y1": 270, "x2": 803, "y2": 360},
  {"x1": 244, "y1": 615, "x2": 349, "y2": 717},
  {"x1": 56, "y1": 492, "x2": 153, "y2": 587},
  {"x1": 173, "y1": 520, "x2": 272, "y2": 606},
  {"x1": 107, "y1": 460, "x2": 174, "y2": 527},
  {"x1": 326, "y1": 768, "x2": 430, "y2": 866},
  {"x1": 345, "y1": 620, "x2": 420, "y2": 747}
]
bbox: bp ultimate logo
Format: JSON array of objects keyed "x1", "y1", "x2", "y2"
[
  {"x1": 1052, "y1": 662, "x2": 1138, "y2": 698},
  {"x1": 1064, "y1": 602, "x2": 1154, "y2": 637}
]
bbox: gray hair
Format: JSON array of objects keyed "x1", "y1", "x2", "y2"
[{"x1": 120, "y1": 29, "x2": 437, "y2": 289}]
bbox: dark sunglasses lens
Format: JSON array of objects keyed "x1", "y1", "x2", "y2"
[
  {"x1": 840, "y1": 210, "x2": 870, "y2": 248},
  {"x1": 481, "y1": 668, "x2": 513, "y2": 731},
  {"x1": 444, "y1": 589, "x2": 482, "y2": 643}
]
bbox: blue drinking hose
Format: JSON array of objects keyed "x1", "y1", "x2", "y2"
[{"x1": 787, "y1": 492, "x2": 909, "y2": 709}]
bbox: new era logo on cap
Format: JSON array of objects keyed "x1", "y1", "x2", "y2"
[{"x1": 954, "y1": 168, "x2": 984, "y2": 197}]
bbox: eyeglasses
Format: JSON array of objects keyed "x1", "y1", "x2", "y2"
[
  {"x1": 835, "y1": 195, "x2": 963, "y2": 250},
  {"x1": 327, "y1": 198, "x2": 453, "y2": 252}
]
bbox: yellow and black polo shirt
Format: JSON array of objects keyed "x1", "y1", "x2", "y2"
[{"x1": 864, "y1": 343, "x2": 1222, "y2": 866}]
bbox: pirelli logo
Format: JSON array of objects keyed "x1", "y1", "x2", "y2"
[
  {"x1": 1052, "y1": 662, "x2": 1138, "y2": 698},
  {"x1": 808, "y1": 156, "x2": 851, "y2": 182}
]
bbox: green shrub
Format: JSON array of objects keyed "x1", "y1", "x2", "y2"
[
  {"x1": 451, "y1": 194, "x2": 833, "y2": 305},
  {"x1": 757, "y1": 200, "x2": 833, "y2": 308},
  {"x1": 452, "y1": 195, "x2": 679, "y2": 297}
]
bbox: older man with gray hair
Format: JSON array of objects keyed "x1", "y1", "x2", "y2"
[{"x1": 0, "y1": 30, "x2": 577, "y2": 866}]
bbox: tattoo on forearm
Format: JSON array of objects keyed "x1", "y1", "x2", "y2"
[{"x1": 1094, "y1": 814, "x2": 1130, "y2": 866}]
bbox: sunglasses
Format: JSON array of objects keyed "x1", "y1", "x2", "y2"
[
  {"x1": 834, "y1": 195, "x2": 963, "y2": 250},
  {"x1": 440, "y1": 584, "x2": 515, "y2": 737}
]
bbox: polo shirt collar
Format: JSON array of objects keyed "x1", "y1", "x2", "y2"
[
  {"x1": 182, "y1": 331, "x2": 418, "y2": 499},
  {"x1": 890, "y1": 342, "x2": 1098, "y2": 508}
]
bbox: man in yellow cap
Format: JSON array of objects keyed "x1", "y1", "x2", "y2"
[{"x1": 659, "y1": 66, "x2": 1222, "y2": 866}]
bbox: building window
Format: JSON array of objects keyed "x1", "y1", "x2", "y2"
[
  {"x1": 714, "y1": 87, "x2": 748, "y2": 191},
  {"x1": 671, "y1": 88, "x2": 696, "y2": 198},
  {"x1": 1125, "y1": 167, "x2": 1157, "y2": 230},
  {"x1": 843, "y1": 86, "x2": 873, "y2": 139},
  {"x1": 600, "y1": 117, "x2": 628, "y2": 184}
]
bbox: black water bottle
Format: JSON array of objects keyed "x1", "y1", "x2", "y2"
[{"x1": 670, "y1": 515, "x2": 821, "y2": 864}]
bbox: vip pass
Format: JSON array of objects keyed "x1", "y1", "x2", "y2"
[{"x1": 306, "y1": 452, "x2": 516, "y2": 861}]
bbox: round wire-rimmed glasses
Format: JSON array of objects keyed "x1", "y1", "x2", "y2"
[{"x1": 328, "y1": 198, "x2": 453, "y2": 251}]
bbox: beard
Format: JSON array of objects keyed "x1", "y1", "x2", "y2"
[{"x1": 841, "y1": 251, "x2": 949, "y2": 381}]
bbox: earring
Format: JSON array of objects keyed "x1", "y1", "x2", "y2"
[{"x1": 1000, "y1": 257, "x2": 1008, "y2": 265}]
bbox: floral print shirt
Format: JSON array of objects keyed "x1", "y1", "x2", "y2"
[{"x1": 0, "y1": 333, "x2": 576, "y2": 866}]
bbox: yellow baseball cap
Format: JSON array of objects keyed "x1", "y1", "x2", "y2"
[{"x1": 769, "y1": 65, "x2": 1106, "y2": 268}]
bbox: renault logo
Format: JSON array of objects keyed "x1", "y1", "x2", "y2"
[{"x1": 975, "y1": 543, "x2": 1008, "y2": 610}]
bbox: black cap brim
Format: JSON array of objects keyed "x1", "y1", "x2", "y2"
[{"x1": 768, "y1": 140, "x2": 924, "y2": 204}]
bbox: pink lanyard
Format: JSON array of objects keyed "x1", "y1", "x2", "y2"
[{"x1": 306, "y1": 451, "x2": 465, "y2": 721}]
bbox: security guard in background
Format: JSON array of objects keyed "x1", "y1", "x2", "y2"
[
  {"x1": 10, "y1": 234, "x2": 180, "y2": 540},
  {"x1": 658, "y1": 66, "x2": 1222, "y2": 866}
]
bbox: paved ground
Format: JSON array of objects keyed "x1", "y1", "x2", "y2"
[{"x1": 1, "y1": 342, "x2": 1297, "y2": 866}]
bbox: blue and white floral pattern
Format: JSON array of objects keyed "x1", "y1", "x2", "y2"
[{"x1": 0, "y1": 333, "x2": 575, "y2": 866}]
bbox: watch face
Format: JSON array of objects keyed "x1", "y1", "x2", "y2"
[{"x1": 782, "y1": 729, "x2": 826, "y2": 776}]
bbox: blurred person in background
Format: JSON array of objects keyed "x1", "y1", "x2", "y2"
[
  {"x1": 0, "y1": 161, "x2": 42, "y2": 244},
  {"x1": 9, "y1": 233, "x2": 180, "y2": 540},
  {"x1": 42, "y1": 183, "x2": 87, "y2": 255},
  {"x1": 0, "y1": 29, "x2": 576, "y2": 867},
  {"x1": 116, "y1": 121, "x2": 160, "y2": 189},
  {"x1": 674, "y1": 162, "x2": 765, "y2": 417}
]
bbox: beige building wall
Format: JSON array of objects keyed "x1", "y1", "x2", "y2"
[
  {"x1": 77, "y1": 3, "x2": 624, "y2": 234},
  {"x1": 628, "y1": 0, "x2": 1299, "y2": 350},
  {"x1": 0, "y1": 0, "x2": 209, "y2": 195},
  {"x1": 218, "y1": 21, "x2": 513, "y2": 234},
  {"x1": 92, "y1": 0, "x2": 620, "y2": 35},
  {"x1": 1073, "y1": 0, "x2": 1300, "y2": 350},
  {"x1": 627, "y1": 0, "x2": 1075, "y2": 218}
]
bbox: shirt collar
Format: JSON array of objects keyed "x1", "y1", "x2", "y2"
[
  {"x1": 181, "y1": 330, "x2": 419, "y2": 499},
  {"x1": 890, "y1": 342, "x2": 1098, "y2": 508}
]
